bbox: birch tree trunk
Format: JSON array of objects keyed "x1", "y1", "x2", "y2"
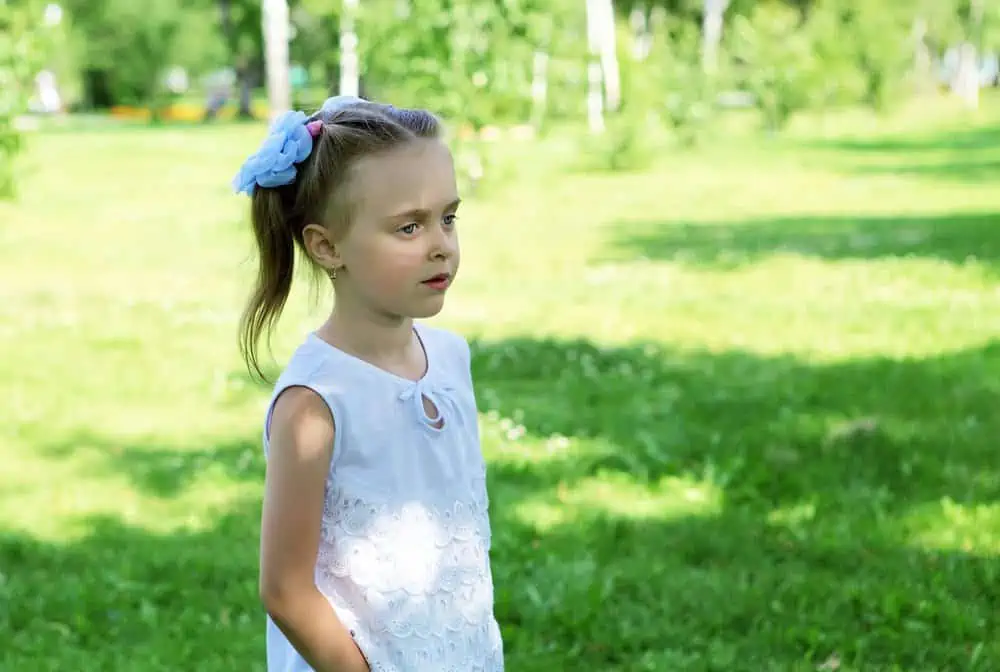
[
  {"x1": 585, "y1": 0, "x2": 619, "y2": 131},
  {"x1": 953, "y1": 0, "x2": 984, "y2": 108},
  {"x1": 585, "y1": 0, "x2": 606, "y2": 132},
  {"x1": 531, "y1": 50, "x2": 548, "y2": 129},
  {"x1": 702, "y1": 0, "x2": 727, "y2": 73},
  {"x1": 954, "y1": 43, "x2": 980, "y2": 108},
  {"x1": 601, "y1": 30, "x2": 621, "y2": 112},
  {"x1": 340, "y1": 0, "x2": 360, "y2": 96},
  {"x1": 630, "y1": 5, "x2": 651, "y2": 61},
  {"x1": 262, "y1": 0, "x2": 291, "y2": 119}
]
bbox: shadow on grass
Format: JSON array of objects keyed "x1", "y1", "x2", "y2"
[
  {"x1": 469, "y1": 336, "x2": 1000, "y2": 667},
  {"x1": 489, "y1": 507, "x2": 998, "y2": 669},
  {"x1": 1, "y1": 498, "x2": 267, "y2": 671},
  {"x1": 806, "y1": 122, "x2": 1000, "y2": 184},
  {"x1": 39, "y1": 433, "x2": 263, "y2": 498},
  {"x1": 810, "y1": 123, "x2": 1000, "y2": 154},
  {"x1": 469, "y1": 337, "x2": 1000, "y2": 514},
  {"x1": 4, "y1": 455, "x2": 998, "y2": 669},
  {"x1": 9, "y1": 337, "x2": 999, "y2": 668},
  {"x1": 849, "y1": 159, "x2": 1000, "y2": 183},
  {"x1": 605, "y1": 211, "x2": 1000, "y2": 270}
]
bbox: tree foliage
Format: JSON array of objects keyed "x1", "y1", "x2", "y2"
[
  {"x1": 62, "y1": 0, "x2": 223, "y2": 110},
  {"x1": 355, "y1": 0, "x2": 578, "y2": 129},
  {"x1": 0, "y1": 0, "x2": 47, "y2": 198},
  {"x1": 11, "y1": 0, "x2": 992, "y2": 144}
]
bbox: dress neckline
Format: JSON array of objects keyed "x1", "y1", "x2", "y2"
[
  {"x1": 306, "y1": 323, "x2": 455, "y2": 432},
  {"x1": 307, "y1": 323, "x2": 433, "y2": 387}
]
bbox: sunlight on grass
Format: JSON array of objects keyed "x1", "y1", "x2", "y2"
[
  {"x1": 513, "y1": 473, "x2": 724, "y2": 532},
  {"x1": 476, "y1": 409, "x2": 606, "y2": 466},
  {"x1": 766, "y1": 501, "x2": 819, "y2": 531},
  {"x1": 0, "y1": 467, "x2": 257, "y2": 542},
  {"x1": 900, "y1": 499, "x2": 1000, "y2": 555},
  {"x1": 0, "y1": 431, "x2": 261, "y2": 541}
]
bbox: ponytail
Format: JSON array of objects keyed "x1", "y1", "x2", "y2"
[{"x1": 239, "y1": 187, "x2": 297, "y2": 383}]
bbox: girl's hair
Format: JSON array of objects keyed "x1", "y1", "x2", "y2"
[{"x1": 239, "y1": 101, "x2": 441, "y2": 382}]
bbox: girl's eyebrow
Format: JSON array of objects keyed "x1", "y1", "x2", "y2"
[{"x1": 387, "y1": 198, "x2": 462, "y2": 220}]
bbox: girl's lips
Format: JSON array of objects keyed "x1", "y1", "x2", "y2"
[{"x1": 422, "y1": 273, "x2": 451, "y2": 290}]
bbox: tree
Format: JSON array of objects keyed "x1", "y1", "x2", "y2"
[
  {"x1": 730, "y1": 2, "x2": 820, "y2": 131},
  {"x1": 805, "y1": 0, "x2": 914, "y2": 112},
  {"x1": 262, "y1": 0, "x2": 291, "y2": 118},
  {"x1": 951, "y1": 0, "x2": 1000, "y2": 108},
  {"x1": 63, "y1": 0, "x2": 222, "y2": 113},
  {"x1": 702, "y1": 0, "x2": 728, "y2": 73},
  {"x1": 0, "y1": 0, "x2": 46, "y2": 199},
  {"x1": 586, "y1": 0, "x2": 620, "y2": 132},
  {"x1": 218, "y1": 0, "x2": 264, "y2": 118}
]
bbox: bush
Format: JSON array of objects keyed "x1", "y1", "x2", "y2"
[
  {"x1": 807, "y1": 0, "x2": 914, "y2": 113},
  {"x1": 730, "y1": 3, "x2": 822, "y2": 131}
]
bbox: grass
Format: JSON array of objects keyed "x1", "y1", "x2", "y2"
[{"x1": 2, "y1": 95, "x2": 1000, "y2": 670}]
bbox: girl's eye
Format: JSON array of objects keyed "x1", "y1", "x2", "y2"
[
  {"x1": 443, "y1": 214, "x2": 458, "y2": 228},
  {"x1": 399, "y1": 222, "x2": 419, "y2": 235}
]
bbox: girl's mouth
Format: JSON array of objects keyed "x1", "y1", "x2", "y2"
[{"x1": 422, "y1": 273, "x2": 451, "y2": 290}]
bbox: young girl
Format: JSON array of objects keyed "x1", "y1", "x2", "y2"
[{"x1": 231, "y1": 96, "x2": 504, "y2": 671}]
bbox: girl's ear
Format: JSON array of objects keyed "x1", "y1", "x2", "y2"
[{"x1": 303, "y1": 222, "x2": 341, "y2": 272}]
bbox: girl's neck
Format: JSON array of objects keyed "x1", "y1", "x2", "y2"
[{"x1": 321, "y1": 303, "x2": 417, "y2": 364}]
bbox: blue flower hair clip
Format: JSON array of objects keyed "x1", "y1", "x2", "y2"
[{"x1": 231, "y1": 95, "x2": 364, "y2": 196}]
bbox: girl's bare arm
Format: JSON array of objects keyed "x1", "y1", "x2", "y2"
[{"x1": 259, "y1": 386, "x2": 369, "y2": 672}]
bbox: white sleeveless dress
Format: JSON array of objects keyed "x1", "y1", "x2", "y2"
[{"x1": 262, "y1": 322, "x2": 504, "y2": 672}]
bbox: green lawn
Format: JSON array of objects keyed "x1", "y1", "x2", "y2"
[{"x1": 2, "y1": 98, "x2": 999, "y2": 671}]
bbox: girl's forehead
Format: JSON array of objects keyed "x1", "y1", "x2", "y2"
[{"x1": 350, "y1": 139, "x2": 458, "y2": 214}]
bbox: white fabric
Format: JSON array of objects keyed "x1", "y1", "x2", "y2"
[{"x1": 262, "y1": 323, "x2": 504, "y2": 671}]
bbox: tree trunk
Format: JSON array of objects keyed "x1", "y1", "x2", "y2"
[
  {"x1": 630, "y1": 5, "x2": 651, "y2": 61},
  {"x1": 954, "y1": 42, "x2": 980, "y2": 108},
  {"x1": 585, "y1": 0, "x2": 619, "y2": 130},
  {"x1": 702, "y1": 0, "x2": 727, "y2": 73},
  {"x1": 531, "y1": 50, "x2": 548, "y2": 129},
  {"x1": 262, "y1": 0, "x2": 291, "y2": 120},
  {"x1": 340, "y1": 0, "x2": 360, "y2": 96},
  {"x1": 953, "y1": 0, "x2": 984, "y2": 109}
]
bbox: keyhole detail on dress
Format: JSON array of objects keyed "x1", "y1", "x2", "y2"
[{"x1": 422, "y1": 394, "x2": 445, "y2": 429}]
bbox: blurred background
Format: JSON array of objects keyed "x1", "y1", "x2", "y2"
[{"x1": 2, "y1": 1, "x2": 999, "y2": 670}]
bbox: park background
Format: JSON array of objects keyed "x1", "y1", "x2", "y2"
[{"x1": 2, "y1": 0, "x2": 999, "y2": 670}]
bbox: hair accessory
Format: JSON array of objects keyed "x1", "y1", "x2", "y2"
[
  {"x1": 305, "y1": 120, "x2": 323, "y2": 138},
  {"x1": 231, "y1": 96, "x2": 366, "y2": 196},
  {"x1": 231, "y1": 110, "x2": 316, "y2": 196}
]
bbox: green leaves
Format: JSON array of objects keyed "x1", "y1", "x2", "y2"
[
  {"x1": 731, "y1": 3, "x2": 821, "y2": 130},
  {"x1": 62, "y1": 0, "x2": 222, "y2": 109},
  {"x1": 0, "y1": 0, "x2": 45, "y2": 199}
]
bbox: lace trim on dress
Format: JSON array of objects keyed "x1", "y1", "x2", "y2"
[{"x1": 315, "y1": 481, "x2": 501, "y2": 671}]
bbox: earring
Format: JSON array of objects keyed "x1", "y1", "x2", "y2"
[{"x1": 328, "y1": 267, "x2": 338, "y2": 281}]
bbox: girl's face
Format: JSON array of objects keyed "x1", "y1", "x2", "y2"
[{"x1": 328, "y1": 138, "x2": 461, "y2": 322}]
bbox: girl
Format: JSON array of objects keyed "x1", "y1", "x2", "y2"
[{"x1": 231, "y1": 96, "x2": 504, "y2": 671}]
